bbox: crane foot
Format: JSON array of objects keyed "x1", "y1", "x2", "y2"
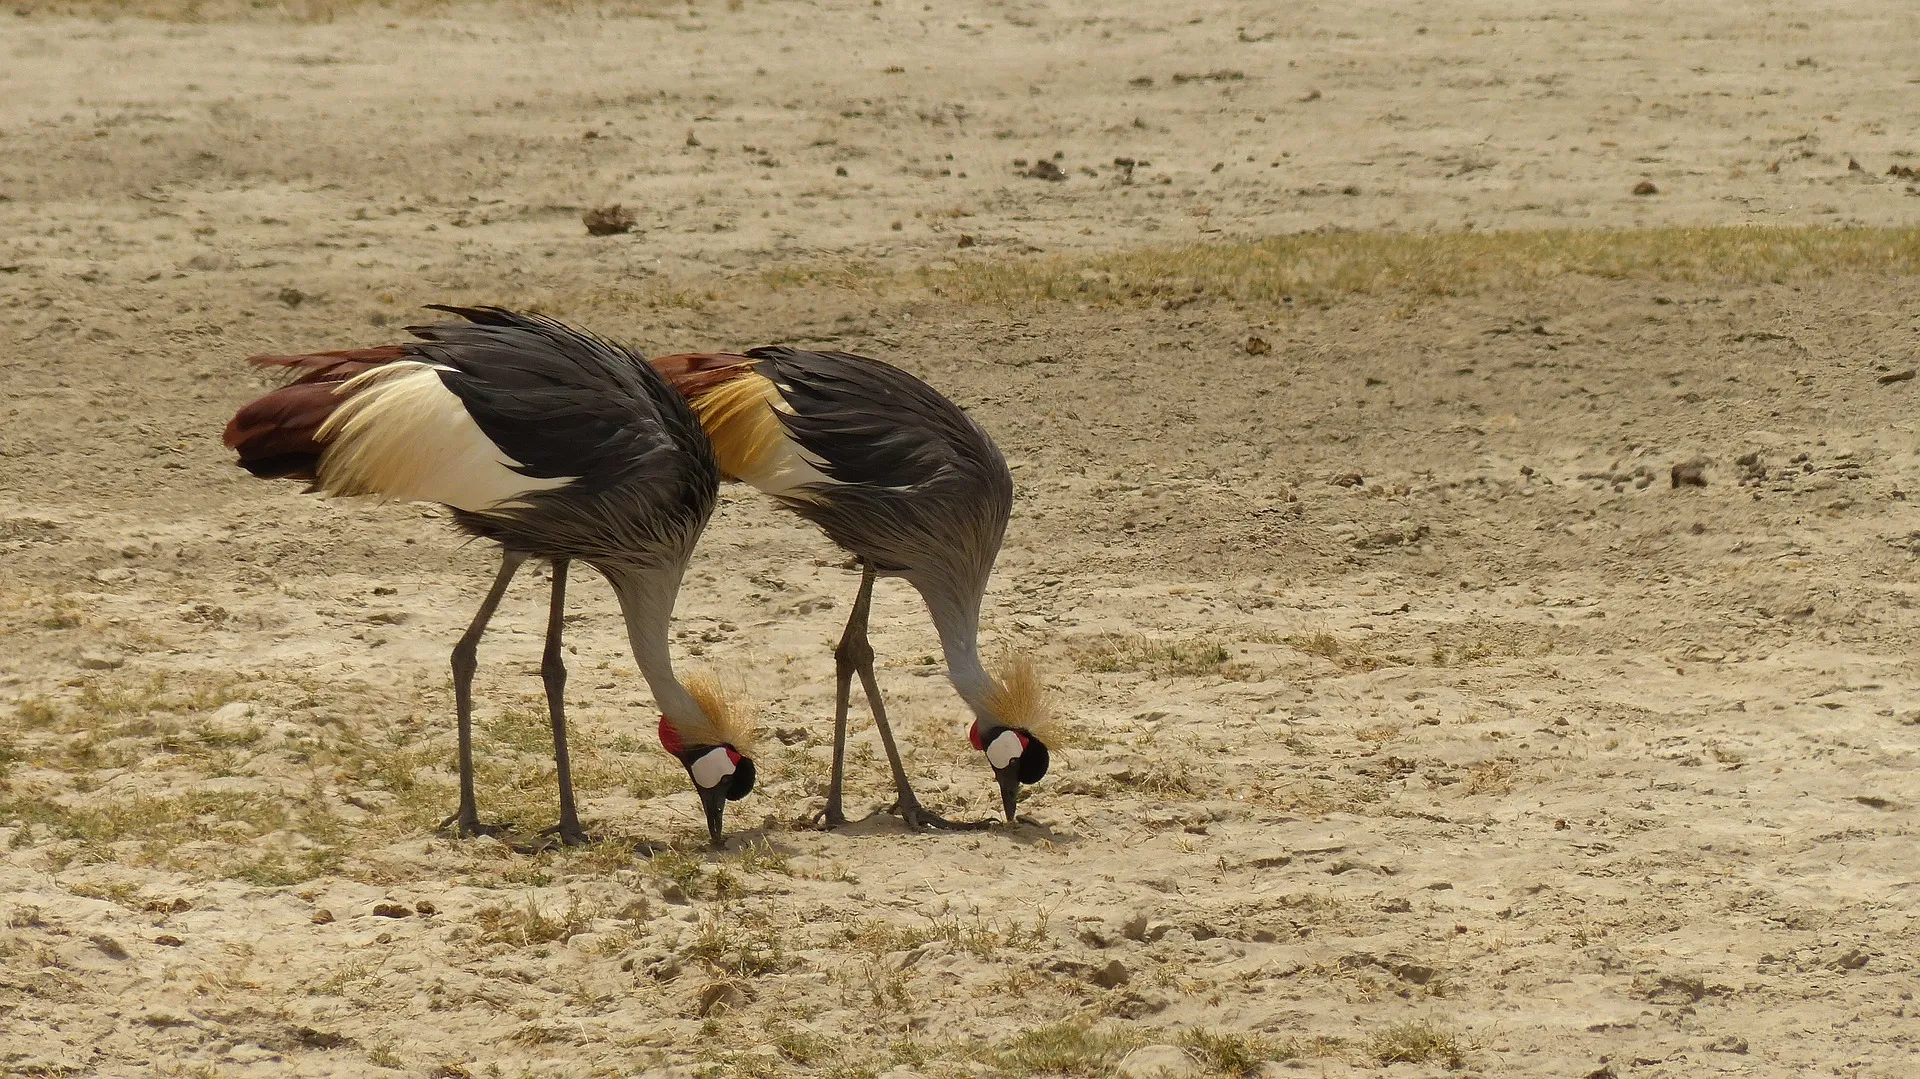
[
  {"x1": 437, "y1": 809, "x2": 509, "y2": 840},
  {"x1": 544, "y1": 820, "x2": 595, "y2": 847},
  {"x1": 510, "y1": 821, "x2": 593, "y2": 853},
  {"x1": 889, "y1": 799, "x2": 995, "y2": 832},
  {"x1": 804, "y1": 804, "x2": 850, "y2": 830}
]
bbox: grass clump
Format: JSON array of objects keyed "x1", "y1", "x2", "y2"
[
  {"x1": 986, "y1": 1021, "x2": 1150, "y2": 1075},
  {"x1": 687, "y1": 913, "x2": 788, "y2": 978},
  {"x1": 1368, "y1": 1019, "x2": 1465, "y2": 1067},
  {"x1": 1287, "y1": 631, "x2": 1398, "y2": 672},
  {"x1": 1179, "y1": 1029, "x2": 1300, "y2": 1075},
  {"x1": 880, "y1": 225, "x2": 1920, "y2": 309},
  {"x1": 474, "y1": 895, "x2": 596, "y2": 947},
  {"x1": 1071, "y1": 633, "x2": 1240, "y2": 678},
  {"x1": 837, "y1": 910, "x2": 1046, "y2": 960}
]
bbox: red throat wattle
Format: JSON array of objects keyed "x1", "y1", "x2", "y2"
[
  {"x1": 967, "y1": 719, "x2": 984, "y2": 751},
  {"x1": 657, "y1": 714, "x2": 684, "y2": 757}
]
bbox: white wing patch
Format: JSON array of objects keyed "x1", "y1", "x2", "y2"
[
  {"x1": 742, "y1": 380, "x2": 840, "y2": 500},
  {"x1": 315, "y1": 361, "x2": 575, "y2": 513}
]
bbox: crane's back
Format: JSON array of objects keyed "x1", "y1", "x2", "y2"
[
  {"x1": 227, "y1": 307, "x2": 718, "y2": 568},
  {"x1": 652, "y1": 347, "x2": 1012, "y2": 597}
]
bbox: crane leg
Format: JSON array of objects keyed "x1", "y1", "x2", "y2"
[
  {"x1": 537, "y1": 559, "x2": 591, "y2": 847},
  {"x1": 842, "y1": 566, "x2": 990, "y2": 832},
  {"x1": 440, "y1": 550, "x2": 526, "y2": 839},
  {"x1": 807, "y1": 570, "x2": 863, "y2": 829}
]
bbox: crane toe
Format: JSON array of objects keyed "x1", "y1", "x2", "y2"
[{"x1": 437, "y1": 810, "x2": 510, "y2": 840}]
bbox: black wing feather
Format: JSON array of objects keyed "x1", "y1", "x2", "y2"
[
  {"x1": 746, "y1": 347, "x2": 980, "y2": 489},
  {"x1": 407, "y1": 307, "x2": 686, "y2": 493}
]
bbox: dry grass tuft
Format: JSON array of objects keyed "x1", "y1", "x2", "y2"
[
  {"x1": 473, "y1": 895, "x2": 596, "y2": 948},
  {"x1": 1367, "y1": 1019, "x2": 1465, "y2": 1067},
  {"x1": 1462, "y1": 760, "x2": 1519, "y2": 795},
  {"x1": 1287, "y1": 631, "x2": 1398, "y2": 672},
  {"x1": 1071, "y1": 633, "x2": 1243, "y2": 679},
  {"x1": 759, "y1": 225, "x2": 1920, "y2": 310}
]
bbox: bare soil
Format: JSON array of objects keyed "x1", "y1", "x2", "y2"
[{"x1": 3, "y1": 2, "x2": 1919, "y2": 1077}]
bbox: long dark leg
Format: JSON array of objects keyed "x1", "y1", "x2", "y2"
[
  {"x1": 808, "y1": 573, "x2": 862, "y2": 829},
  {"x1": 440, "y1": 551, "x2": 525, "y2": 838},
  {"x1": 538, "y1": 559, "x2": 591, "y2": 847},
  {"x1": 844, "y1": 566, "x2": 989, "y2": 832}
]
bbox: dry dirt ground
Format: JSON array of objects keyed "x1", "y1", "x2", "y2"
[{"x1": 5, "y1": 1, "x2": 1920, "y2": 1077}]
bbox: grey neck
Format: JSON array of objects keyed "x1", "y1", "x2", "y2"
[
  {"x1": 922, "y1": 581, "x2": 997, "y2": 722},
  {"x1": 606, "y1": 563, "x2": 704, "y2": 731}
]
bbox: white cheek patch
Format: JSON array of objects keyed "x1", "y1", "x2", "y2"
[
  {"x1": 986, "y1": 731, "x2": 1024, "y2": 770},
  {"x1": 690, "y1": 747, "x2": 737, "y2": 790}
]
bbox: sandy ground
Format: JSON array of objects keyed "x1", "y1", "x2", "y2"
[{"x1": 4, "y1": 1, "x2": 1920, "y2": 1076}]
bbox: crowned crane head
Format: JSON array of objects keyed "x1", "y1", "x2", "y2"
[
  {"x1": 657, "y1": 673, "x2": 760, "y2": 847},
  {"x1": 968, "y1": 653, "x2": 1060, "y2": 822}
]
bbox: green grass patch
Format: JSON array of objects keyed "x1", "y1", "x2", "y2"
[{"x1": 759, "y1": 225, "x2": 1920, "y2": 309}]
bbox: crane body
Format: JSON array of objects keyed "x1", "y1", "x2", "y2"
[
  {"x1": 223, "y1": 307, "x2": 757, "y2": 847},
  {"x1": 652, "y1": 347, "x2": 1054, "y2": 826}
]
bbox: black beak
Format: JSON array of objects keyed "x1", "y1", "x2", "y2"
[
  {"x1": 994, "y1": 764, "x2": 1022, "y2": 822},
  {"x1": 699, "y1": 782, "x2": 730, "y2": 849}
]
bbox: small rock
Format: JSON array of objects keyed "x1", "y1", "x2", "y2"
[
  {"x1": 1090, "y1": 958, "x2": 1130, "y2": 988},
  {"x1": 1330, "y1": 472, "x2": 1364, "y2": 487},
  {"x1": 90, "y1": 934, "x2": 128, "y2": 960},
  {"x1": 79, "y1": 651, "x2": 123, "y2": 670},
  {"x1": 1670, "y1": 458, "x2": 1709, "y2": 488},
  {"x1": 294, "y1": 1027, "x2": 353, "y2": 1050},
  {"x1": 1116, "y1": 1044, "x2": 1200, "y2": 1078},
  {"x1": 1877, "y1": 368, "x2": 1915, "y2": 385},
  {"x1": 91, "y1": 566, "x2": 135, "y2": 585},
  {"x1": 772, "y1": 727, "x2": 810, "y2": 746},
  {"x1": 1243, "y1": 334, "x2": 1271, "y2": 355},
  {"x1": 1707, "y1": 1035, "x2": 1749, "y2": 1054},
  {"x1": 1632, "y1": 180, "x2": 1659, "y2": 195},
  {"x1": 371, "y1": 903, "x2": 411, "y2": 919},
  {"x1": 1378, "y1": 897, "x2": 1413, "y2": 913},
  {"x1": 1078, "y1": 925, "x2": 1112, "y2": 948},
  {"x1": 835, "y1": 165, "x2": 848, "y2": 176},
  {"x1": 154, "y1": 934, "x2": 184, "y2": 947},
  {"x1": 414, "y1": 900, "x2": 438, "y2": 916},
  {"x1": 582, "y1": 204, "x2": 637, "y2": 236},
  {"x1": 660, "y1": 882, "x2": 689, "y2": 905},
  {"x1": 277, "y1": 287, "x2": 306, "y2": 308},
  {"x1": 956, "y1": 233, "x2": 975, "y2": 248},
  {"x1": 311, "y1": 909, "x2": 334, "y2": 925},
  {"x1": 1023, "y1": 159, "x2": 1068, "y2": 182}
]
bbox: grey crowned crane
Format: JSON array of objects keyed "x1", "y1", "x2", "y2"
[
  {"x1": 650, "y1": 347, "x2": 1057, "y2": 828},
  {"x1": 222, "y1": 306, "x2": 758, "y2": 848}
]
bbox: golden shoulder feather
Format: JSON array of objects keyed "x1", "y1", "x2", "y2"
[{"x1": 690, "y1": 374, "x2": 785, "y2": 483}]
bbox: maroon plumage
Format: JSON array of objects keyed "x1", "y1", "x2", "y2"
[{"x1": 222, "y1": 346, "x2": 408, "y2": 480}]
